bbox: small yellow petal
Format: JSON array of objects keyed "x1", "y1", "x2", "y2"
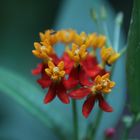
[
  {"x1": 59, "y1": 71, "x2": 65, "y2": 77},
  {"x1": 95, "y1": 75, "x2": 102, "y2": 83},
  {"x1": 95, "y1": 85, "x2": 102, "y2": 90},
  {"x1": 32, "y1": 50, "x2": 42, "y2": 58},
  {"x1": 48, "y1": 61, "x2": 55, "y2": 69},
  {"x1": 102, "y1": 73, "x2": 110, "y2": 79},
  {"x1": 72, "y1": 43, "x2": 78, "y2": 52},
  {"x1": 34, "y1": 42, "x2": 41, "y2": 50},
  {"x1": 108, "y1": 53, "x2": 120, "y2": 64},
  {"x1": 103, "y1": 88, "x2": 111, "y2": 93},
  {"x1": 58, "y1": 61, "x2": 64, "y2": 70},
  {"x1": 97, "y1": 36, "x2": 106, "y2": 48},
  {"x1": 81, "y1": 52, "x2": 88, "y2": 60},
  {"x1": 109, "y1": 81, "x2": 116, "y2": 88},
  {"x1": 74, "y1": 55, "x2": 80, "y2": 62},
  {"x1": 45, "y1": 68, "x2": 52, "y2": 76},
  {"x1": 39, "y1": 32, "x2": 45, "y2": 41},
  {"x1": 52, "y1": 75, "x2": 58, "y2": 80}
]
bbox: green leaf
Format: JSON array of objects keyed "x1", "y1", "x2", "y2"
[
  {"x1": 126, "y1": 0, "x2": 140, "y2": 113},
  {"x1": 0, "y1": 67, "x2": 66, "y2": 140}
]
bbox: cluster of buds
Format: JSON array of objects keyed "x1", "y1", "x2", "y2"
[{"x1": 32, "y1": 29, "x2": 120, "y2": 118}]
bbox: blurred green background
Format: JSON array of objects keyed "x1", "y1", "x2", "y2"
[{"x1": 0, "y1": 0, "x2": 134, "y2": 140}]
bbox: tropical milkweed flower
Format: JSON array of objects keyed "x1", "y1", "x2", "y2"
[
  {"x1": 100, "y1": 46, "x2": 120, "y2": 65},
  {"x1": 45, "y1": 61, "x2": 65, "y2": 81},
  {"x1": 69, "y1": 73, "x2": 115, "y2": 118},
  {"x1": 38, "y1": 61, "x2": 70, "y2": 104},
  {"x1": 32, "y1": 29, "x2": 120, "y2": 118},
  {"x1": 32, "y1": 42, "x2": 54, "y2": 60}
]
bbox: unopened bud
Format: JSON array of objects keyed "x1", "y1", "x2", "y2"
[{"x1": 105, "y1": 128, "x2": 116, "y2": 138}]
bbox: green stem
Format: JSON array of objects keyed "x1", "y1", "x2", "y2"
[
  {"x1": 121, "y1": 116, "x2": 136, "y2": 140},
  {"x1": 72, "y1": 100, "x2": 79, "y2": 140},
  {"x1": 113, "y1": 12, "x2": 123, "y2": 52},
  {"x1": 110, "y1": 46, "x2": 127, "y2": 79},
  {"x1": 102, "y1": 21, "x2": 111, "y2": 47},
  {"x1": 122, "y1": 127, "x2": 130, "y2": 140},
  {"x1": 85, "y1": 110, "x2": 103, "y2": 140},
  {"x1": 119, "y1": 47, "x2": 127, "y2": 56},
  {"x1": 85, "y1": 46, "x2": 127, "y2": 140},
  {"x1": 122, "y1": 112, "x2": 140, "y2": 140},
  {"x1": 90, "y1": 110, "x2": 103, "y2": 140}
]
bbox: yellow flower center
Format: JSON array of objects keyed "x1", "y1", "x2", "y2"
[
  {"x1": 53, "y1": 67, "x2": 59, "y2": 73},
  {"x1": 74, "y1": 49, "x2": 80, "y2": 55},
  {"x1": 66, "y1": 43, "x2": 88, "y2": 64},
  {"x1": 40, "y1": 45, "x2": 46, "y2": 51},
  {"x1": 45, "y1": 61, "x2": 65, "y2": 81},
  {"x1": 91, "y1": 73, "x2": 115, "y2": 94}
]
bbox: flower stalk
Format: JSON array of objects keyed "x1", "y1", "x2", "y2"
[
  {"x1": 72, "y1": 99, "x2": 79, "y2": 140},
  {"x1": 32, "y1": 21, "x2": 124, "y2": 140}
]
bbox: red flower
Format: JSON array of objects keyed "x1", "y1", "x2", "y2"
[
  {"x1": 81, "y1": 54, "x2": 106, "y2": 79},
  {"x1": 69, "y1": 88, "x2": 113, "y2": 118},
  {"x1": 42, "y1": 80, "x2": 69, "y2": 104},
  {"x1": 32, "y1": 53, "x2": 60, "y2": 76},
  {"x1": 35, "y1": 61, "x2": 70, "y2": 104},
  {"x1": 69, "y1": 73, "x2": 115, "y2": 118},
  {"x1": 83, "y1": 93, "x2": 113, "y2": 118},
  {"x1": 32, "y1": 63, "x2": 44, "y2": 75},
  {"x1": 63, "y1": 52, "x2": 106, "y2": 89}
]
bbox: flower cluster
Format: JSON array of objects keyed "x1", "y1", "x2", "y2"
[{"x1": 32, "y1": 29, "x2": 120, "y2": 118}]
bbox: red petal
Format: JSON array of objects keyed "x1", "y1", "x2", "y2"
[
  {"x1": 91, "y1": 66, "x2": 106, "y2": 80},
  {"x1": 81, "y1": 55, "x2": 98, "y2": 70},
  {"x1": 79, "y1": 68, "x2": 93, "y2": 86},
  {"x1": 32, "y1": 63, "x2": 43, "y2": 75},
  {"x1": 64, "y1": 67, "x2": 79, "y2": 89},
  {"x1": 49, "y1": 53, "x2": 60, "y2": 65},
  {"x1": 82, "y1": 95, "x2": 96, "y2": 118},
  {"x1": 65, "y1": 61, "x2": 74, "y2": 74},
  {"x1": 63, "y1": 79, "x2": 79, "y2": 90},
  {"x1": 69, "y1": 87, "x2": 91, "y2": 99},
  {"x1": 81, "y1": 55, "x2": 106, "y2": 79},
  {"x1": 97, "y1": 94, "x2": 113, "y2": 112},
  {"x1": 44, "y1": 84, "x2": 56, "y2": 104},
  {"x1": 84, "y1": 64, "x2": 106, "y2": 80},
  {"x1": 37, "y1": 78, "x2": 52, "y2": 89},
  {"x1": 62, "y1": 52, "x2": 74, "y2": 74},
  {"x1": 68, "y1": 67, "x2": 79, "y2": 80},
  {"x1": 57, "y1": 83, "x2": 70, "y2": 104}
]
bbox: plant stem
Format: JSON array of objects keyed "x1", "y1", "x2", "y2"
[
  {"x1": 72, "y1": 99, "x2": 79, "y2": 140},
  {"x1": 113, "y1": 12, "x2": 123, "y2": 52},
  {"x1": 121, "y1": 115, "x2": 137, "y2": 140},
  {"x1": 102, "y1": 21, "x2": 111, "y2": 47},
  {"x1": 119, "y1": 47, "x2": 127, "y2": 56},
  {"x1": 90, "y1": 110, "x2": 103, "y2": 140},
  {"x1": 122, "y1": 127, "x2": 130, "y2": 140},
  {"x1": 85, "y1": 109, "x2": 103, "y2": 140}
]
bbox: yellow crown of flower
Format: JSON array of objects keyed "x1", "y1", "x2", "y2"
[
  {"x1": 100, "y1": 47, "x2": 120, "y2": 65},
  {"x1": 32, "y1": 29, "x2": 109, "y2": 64},
  {"x1": 85, "y1": 34, "x2": 106, "y2": 48},
  {"x1": 66, "y1": 43, "x2": 88, "y2": 64},
  {"x1": 39, "y1": 30, "x2": 58, "y2": 45},
  {"x1": 45, "y1": 61, "x2": 65, "y2": 81},
  {"x1": 91, "y1": 73, "x2": 115, "y2": 94},
  {"x1": 32, "y1": 42, "x2": 54, "y2": 60}
]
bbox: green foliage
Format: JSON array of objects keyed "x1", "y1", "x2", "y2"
[
  {"x1": 0, "y1": 68, "x2": 66, "y2": 140},
  {"x1": 127, "y1": 0, "x2": 140, "y2": 114}
]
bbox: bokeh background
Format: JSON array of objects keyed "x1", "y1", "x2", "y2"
[{"x1": 0, "y1": 0, "x2": 137, "y2": 140}]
